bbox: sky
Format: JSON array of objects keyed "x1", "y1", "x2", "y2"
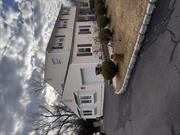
[{"x1": 0, "y1": 0, "x2": 71, "y2": 134}]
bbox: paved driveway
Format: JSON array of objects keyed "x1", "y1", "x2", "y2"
[{"x1": 103, "y1": 0, "x2": 180, "y2": 135}]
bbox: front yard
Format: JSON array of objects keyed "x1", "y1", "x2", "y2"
[{"x1": 105, "y1": 0, "x2": 149, "y2": 90}]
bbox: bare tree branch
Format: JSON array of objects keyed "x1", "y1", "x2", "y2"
[{"x1": 32, "y1": 103, "x2": 81, "y2": 135}]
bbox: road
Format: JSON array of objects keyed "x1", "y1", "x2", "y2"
[{"x1": 103, "y1": 0, "x2": 180, "y2": 135}]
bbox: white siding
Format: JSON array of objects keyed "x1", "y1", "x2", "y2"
[
  {"x1": 45, "y1": 6, "x2": 76, "y2": 94},
  {"x1": 81, "y1": 68, "x2": 102, "y2": 85},
  {"x1": 72, "y1": 21, "x2": 100, "y2": 64},
  {"x1": 45, "y1": 52, "x2": 70, "y2": 93},
  {"x1": 63, "y1": 64, "x2": 104, "y2": 119},
  {"x1": 45, "y1": 4, "x2": 105, "y2": 119}
]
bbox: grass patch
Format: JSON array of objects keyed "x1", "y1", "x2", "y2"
[{"x1": 106, "y1": 0, "x2": 149, "y2": 89}]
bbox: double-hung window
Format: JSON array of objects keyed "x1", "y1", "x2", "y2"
[
  {"x1": 79, "y1": 25, "x2": 91, "y2": 34},
  {"x1": 52, "y1": 36, "x2": 65, "y2": 49},
  {"x1": 57, "y1": 19, "x2": 68, "y2": 28},
  {"x1": 77, "y1": 44, "x2": 92, "y2": 56},
  {"x1": 82, "y1": 109, "x2": 93, "y2": 116},
  {"x1": 80, "y1": 95, "x2": 93, "y2": 104}
]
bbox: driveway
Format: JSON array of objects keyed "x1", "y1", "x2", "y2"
[{"x1": 103, "y1": 0, "x2": 180, "y2": 135}]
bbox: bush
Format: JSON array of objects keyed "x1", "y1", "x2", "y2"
[
  {"x1": 95, "y1": 3, "x2": 106, "y2": 15},
  {"x1": 99, "y1": 28, "x2": 112, "y2": 43},
  {"x1": 101, "y1": 60, "x2": 117, "y2": 80},
  {"x1": 97, "y1": 15, "x2": 109, "y2": 29}
]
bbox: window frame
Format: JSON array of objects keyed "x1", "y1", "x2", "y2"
[
  {"x1": 77, "y1": 44, "x2": 92, "y2": 56},
  {"x1": 52, "y1": 35, "x2": 65, "y2": 49},
  {"x1": 79, "y1": 95, "x2": 93, "y2": 104},
  {"x1": 82, "y1": 109, "x2": 94, "y2": 116},
  {"x1": 78, "y1": 25, "x2": 91, "y2": 34},
  {"x1": 57, "y1": 19, "x2": 68, "y2": 28}
]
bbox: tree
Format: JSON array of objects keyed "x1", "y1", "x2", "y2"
[
  {"x1": 32, "y1": 103, "x2": 82, "y2": 135},
  {"x1": 28, "y1": 69, "x2": 47, "y2": 95}
]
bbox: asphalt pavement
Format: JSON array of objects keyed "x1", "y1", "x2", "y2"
[{"x1": 103, "y1": 0, "x2": 180, "y2": 135}]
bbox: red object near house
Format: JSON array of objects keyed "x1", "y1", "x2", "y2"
[{"x1": 111, "y1": 53, "x2": 124, "y2": 62}]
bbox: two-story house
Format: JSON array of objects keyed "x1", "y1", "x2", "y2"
[{"x1": 45, "y1": 0, "x2": 104, "y2": 119}]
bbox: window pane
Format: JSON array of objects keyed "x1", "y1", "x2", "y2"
[
  {"x1": 85, "y1": 48, "x2": 91, "y2": 52},
  {"x1": 83, "y1": 110, "x2": 93, "y2": 116},
  {"x1": 81, "y1": 100, "x2": 91, "y2": 103},
  {"x1": 79, "y1": 26, "x2": 91, "y2": 34},
  {"x1": 78, "y1": 48, "x2": 85, "y2": 52},
  {"x1": 52, "y1": 36, "x2": 65, "y2": 49},
  {"x1": 78, "y1": 47, "x2": 91, "y2": 53},
  {"x1": 79, "y1": 25, "x2": 91, "y2": 28},
  {"x1": 58, "y1": 43, "x2": 63, "y2": 47},
  {"x1": 59, "y1": 38, "x2": 64, "y2": 42},
  {"x1": 80, "y1": 96, "x2": 91, "y2": 100},
  {"x1": 58, "y1": 20, "x2": 68, "y2": 28},
  {"x1": 79, "y1": 31, "x2": 91, "y2": 34},
  {"x1": 80, "y1": 28, "x2": 90, "y2": 32},
  {"x1": 80, "y1": 95, "x2": 93, "y2": 104}
]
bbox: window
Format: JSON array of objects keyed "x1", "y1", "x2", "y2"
[
  {"x1": 78, "y1": 47, "x2": 91, "y2": 53},
  {"x1": 52, "y1": 36, "x2": 65, "y2": 49},
  {"x1": 57, "y1": 19, "x2": 68, "y2": 28},
  {"x1": 80, "y1": 95, "x2": 93, "y2": 104},
  {"x1": 77, "y1": 44, "x2": 92, "y2": 56},
  {"x1": 52, "y1": 58, "x2": 61, "y2": 64},
  {"x1": 82, "y1": 110, "x2": 93, "y2": 116},
  {"x1": 62, "y1": 8, "x2": 70, "y2": 15},
  {"x1": 79, "y1": 2, "x2": 88, "y2": 7},
  {"x1": 79, "y1": 25, "x2": 91, "y2": 34}
]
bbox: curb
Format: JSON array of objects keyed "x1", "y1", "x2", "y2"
[{"x1": 114, "y1": 0, "x2": 158, "y2": 94}]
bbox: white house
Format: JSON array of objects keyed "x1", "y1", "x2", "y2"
[{"x1": 45, "y1": 0, "x2": 104, "y2": 119}]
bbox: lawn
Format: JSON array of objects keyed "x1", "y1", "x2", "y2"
[{"x1": 105, "y1": 0, "x2": 149, "y2": 90}]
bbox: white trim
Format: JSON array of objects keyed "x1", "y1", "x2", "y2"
[
  {"x1": 78, "y1": 46, "x2": 92, "y2": 54},
  {"x1": 79, "y1": 95, "x2": 93, "y2": 104},
  {"x1": 52, "y1": 36, "x2": 65, "y2": 49},
  {"x1": 82, "y1": 108, "x2": 94, "y2": 116}
]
